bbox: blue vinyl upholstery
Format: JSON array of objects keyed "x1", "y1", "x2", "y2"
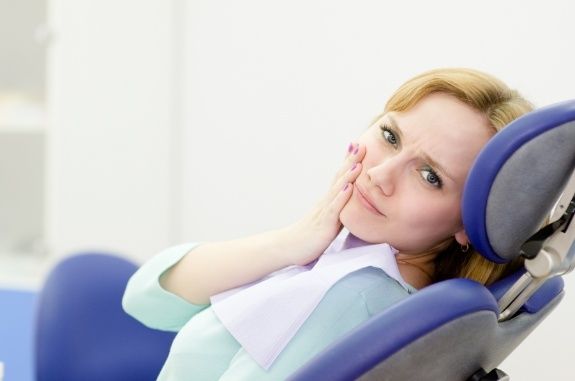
[{"x1": 35, "y1": 253, "x2": 176, "y2": 381}]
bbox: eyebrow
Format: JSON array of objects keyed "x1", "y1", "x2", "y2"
[
  {"x1": 386, "y1": 114, "x2": 404, "y2": 142},
  {"x1": 385, "y1": 114, "x2": 455, "y2": 182}
]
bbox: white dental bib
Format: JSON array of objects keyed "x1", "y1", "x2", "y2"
[{"x1": 210, "y1": 229, "x2": 407, "y2": 370}]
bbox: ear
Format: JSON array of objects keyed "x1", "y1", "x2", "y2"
[{"x1": 454, "y1": 229, "x2": 469, "y2": 246}]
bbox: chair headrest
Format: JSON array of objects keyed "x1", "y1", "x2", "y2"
[{"x1": 463, "y1": 100, "x2": 575, "y2": 263}]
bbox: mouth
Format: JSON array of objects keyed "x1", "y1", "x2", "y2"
[{"x1": 354, "y1": 184, "x2": 385, "y2": 216}]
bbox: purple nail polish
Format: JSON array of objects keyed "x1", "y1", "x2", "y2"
[
  {"x1": 353, "y1": 146, "x2": 359, "y2": 155},
  {"x1": 342, "y1": 183, "x2": 350, "y2": 191},
  {"x1": 348, "y1": 143, "x2": 353, "y2": 153},
  {"x1": 350, "y1": 163, "x2": 357, "y2": 171}
]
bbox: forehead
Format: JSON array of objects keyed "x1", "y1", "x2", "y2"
[{"x1": 389, "y1": 93, "x2": 493, "y2": 184}]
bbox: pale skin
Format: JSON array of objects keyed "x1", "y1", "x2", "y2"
[{"x1": 161, "y1": 93, "x2": 494, "y2": 303}]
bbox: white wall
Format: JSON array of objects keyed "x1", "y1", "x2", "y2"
[
  {"x1": 180, "y1": 0, "x2": 575, "y2": 240},
  {"x1": 45, "y1": 0, "x2": 575, "y2": 379},
  {"x1": 179, "y1": 1, "x2": 575, "y2": 380},
  {"x1": 46, "y1": 0, "x2": 179, "y2": 261},
  {"x1": 0, "y1": 0, "x2": 46, "y2": 98}
]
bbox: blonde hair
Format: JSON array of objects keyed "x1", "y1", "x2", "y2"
[{"x1": 384, "y1": 68, "x2": 533, "y2": 285}]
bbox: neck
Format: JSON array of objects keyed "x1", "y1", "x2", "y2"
[
  {"x1": 395, "y1": 241, "x2": 452, "y2": 289},
  {"x1": 396, "y1": 252, "x2": 436, "y2": 289}
]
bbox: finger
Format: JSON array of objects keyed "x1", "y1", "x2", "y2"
[
  {"x1": 323, "y1": 181, "x2": 354, "y2": 223},
  {"x1": 333, "y1": 142, "x2": 365, "y2": 185},
  {"x1": 346, "y1": 161, "x2": 362, "y2": 184},
  {"x1": 345, "y1": 142, "x2": 355, "y2": 158},
  {"x1": 326, "y1": 162, "x2": 362, "y2": 204},
  {"x1": 350, "y1": 143, "x2": 366, "y2": 163},
  {"x1": 332, "y1": 142, "x2": 365, "y2": 184},
  {"x1": 332, "y1": 143, "x2": 356, "y2": 183}
]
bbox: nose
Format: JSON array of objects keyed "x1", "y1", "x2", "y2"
[{"x1": 366, "y1": 154, "x2": 403, "y2": 196}]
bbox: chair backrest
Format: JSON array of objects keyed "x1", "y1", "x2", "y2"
[
  {"x1": 288, "y1": 99, "x2": 575, "y2": 381},
  {"x1": 0, "y1": 288, "x2": 36, "y2": 381},
  {"x1": 35, "y1": 253, "x2": 176, "y2": 381}
]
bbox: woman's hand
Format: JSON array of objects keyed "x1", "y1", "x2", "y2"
[
  {"x1": 159, "y1": 142, "x2": 366, "y2": 304},
  {"x1": 283, "y1": 142, "x2": 366, "y2": 265}
]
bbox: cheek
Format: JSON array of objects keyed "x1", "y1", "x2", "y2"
[
  {"x1": 359, "y1": 138, "x2": 386, "y2": 168},
  {"x1": 401, "y1": 196, "x2": 462, "y2": 234},
  {"x1": 384, "y1": 196, "x2": 461, "y2": 252}
]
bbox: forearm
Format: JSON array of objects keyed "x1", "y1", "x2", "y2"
[
  {"x1": 162, "y1": 142, "x2": 365, "y2": 305},
  {"x1": 160, "y1": 228, "x2": 297, "y2": 305}
]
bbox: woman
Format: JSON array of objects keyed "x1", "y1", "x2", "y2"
[{"x1": 123, "y1": 68, "x2": 533, "y2": 380}]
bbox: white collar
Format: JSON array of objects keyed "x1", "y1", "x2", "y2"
[{"x1": 210, "y1": 229, "x2": 407, "y2": 370}]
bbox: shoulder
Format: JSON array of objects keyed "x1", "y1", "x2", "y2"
[
  {"x1": 326, "y1": 267, "x2": 415, "y2": 316},
  {"x1": 290, "y1": 267, "x2": 413, "y2": 351}
]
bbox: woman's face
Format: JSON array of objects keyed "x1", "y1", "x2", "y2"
[{"x1": 339, "y1": 92, "x2": 493, "y2": 254}]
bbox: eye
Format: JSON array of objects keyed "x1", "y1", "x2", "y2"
[
  {"x1": 380, "y1": 125, "x2": 398, "y2": 147},
  {"x1": 420, "y1": 167, "x2": 443, "y2": 188}
]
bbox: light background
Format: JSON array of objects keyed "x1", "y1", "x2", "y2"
[{"x1": 6, "y1": 0, "x2": 575, "y2": 379}]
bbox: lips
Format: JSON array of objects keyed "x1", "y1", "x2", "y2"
[{"x1": 354, "y1": 183, "x2": 385, "y2": 216}]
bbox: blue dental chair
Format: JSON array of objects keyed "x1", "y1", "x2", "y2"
[
  {"x1": 288, "y1": 99, "x2": 575, "y2": 381},
  {"x1": 35, "y1": 253, "x2": 177, "y2": 381}
]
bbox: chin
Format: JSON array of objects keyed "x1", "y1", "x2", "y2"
[{"x1": 339, "y1": 204, "x2": 385, "y2": 244}]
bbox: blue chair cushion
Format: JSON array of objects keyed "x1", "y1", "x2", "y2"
[{"x1": 35, "y1": 253, "x2": 176, "y2": 381}]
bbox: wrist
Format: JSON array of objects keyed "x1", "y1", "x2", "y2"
[{"x1": 276, "y1": 222, "x2": 332, "y2": 266}]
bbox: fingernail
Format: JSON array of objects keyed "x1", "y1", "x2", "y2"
[
  {"x1": 347, "y1": 143, "x2": 354, "y2": 153},
  {"x1": 342, "y1": 183, "x2": 350, "y2": 191},
  {"x1": 353, "y1": 146, "x2": 359, "y2": 155},
  {"x1": 350, "y1": 163, "x2": 357, "y2": 171}
]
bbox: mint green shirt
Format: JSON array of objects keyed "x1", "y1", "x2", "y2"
[{"x1": 122, "y1": 243, "x2": 416, "y2": 380}]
